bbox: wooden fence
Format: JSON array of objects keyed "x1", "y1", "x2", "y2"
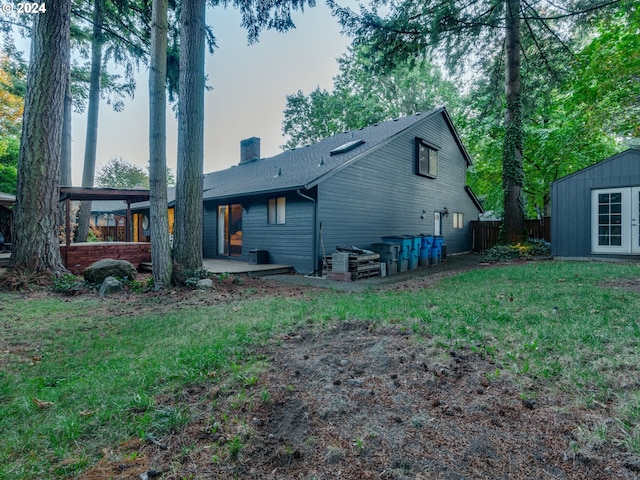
[{"x1": 471, "y1": 217, "x2": 551, "y2": 253}]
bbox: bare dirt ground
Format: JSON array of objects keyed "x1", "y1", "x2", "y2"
[{"x1": 43, "y1": 259, "x2": 640, "y2": 479}]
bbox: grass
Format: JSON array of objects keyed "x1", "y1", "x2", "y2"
[{"x1": 1, "y1": 260, "x2": 640, "y2": 477}]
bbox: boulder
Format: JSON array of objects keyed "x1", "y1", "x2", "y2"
[
  {"x1": 99, "y1": 276, "x2": 123, "y2": 297},
  {"x1": 196, "y1": 278, "x2": 214, "y2": 290},
  {"x1": 84, "y1": 258, "x2": 137, "y2": 284}
]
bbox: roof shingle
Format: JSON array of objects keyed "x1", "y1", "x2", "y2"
[{"x1": 202, "y1": 109, "x2": 444, "y2": 200}]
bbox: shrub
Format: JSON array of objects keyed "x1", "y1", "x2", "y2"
[
  {"x1": 482, "y1": 239, "x2": 551, "y2": 262},
  {"x1": 175, "y1": 267, "x2": 211, "y2": 289},
  {"x1": 51, "y1": 273, "x2": 86, "y2": 295},
  {"x1": 124, "y1": 277, "x2": 154, "y2": 293}
]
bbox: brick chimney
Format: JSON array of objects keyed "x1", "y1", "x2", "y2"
[{"x1": 240, "y1": 137, "x2": 260, "y2": 164}]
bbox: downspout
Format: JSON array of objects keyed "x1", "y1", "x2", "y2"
[{"x1": 297, "y1": 188, "x2": 318, "y2": 275}]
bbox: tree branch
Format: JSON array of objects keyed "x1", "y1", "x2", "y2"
[
  {"x1": 71, "y1": 7, "x2": 149, "y2": 59},
  {"x1": 520, "y1": 0, "x2": 623, "y2": 21}
]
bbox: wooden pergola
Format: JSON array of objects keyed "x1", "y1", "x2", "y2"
[
  {"x1": 59, "y1": 186, "x2": 150, "y2": 244},
  {"x1": 59, "y1": 187, "x2": 151, "y2": 272}
]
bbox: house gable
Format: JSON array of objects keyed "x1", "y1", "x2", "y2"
[
  {"x1": 314, "y1": 109, "x2": 481, "y2": 256},
  {"x1": 202, "y1": 109, "x2": 480, "y2": 273},
  {"x1": 201, "y1": 108, "x2": 471, "y2": 201}
]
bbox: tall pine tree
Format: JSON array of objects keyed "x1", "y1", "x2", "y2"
[{"x1": 11, "y1": 0, "x2": 71, "y2": 274}]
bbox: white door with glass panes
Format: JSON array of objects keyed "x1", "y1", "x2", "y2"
[{"x1": 592, "y1": 187, "x2": 640, "y2": 254}]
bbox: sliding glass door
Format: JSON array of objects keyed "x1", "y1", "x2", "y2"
[{"x1": 217, "y1": 204, "x2": 243, "y2": 256}]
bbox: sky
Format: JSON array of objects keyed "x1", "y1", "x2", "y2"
[{"x1": 67, "y1": 2, "x2": 353, "y2": 186}]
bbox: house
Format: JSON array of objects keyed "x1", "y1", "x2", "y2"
[
  {"x1": 551, "y1": 148, "x2": 640, "y2": 260},
  {"x1": 201, "y1": 107, "x2": 483, "y2": 273}
]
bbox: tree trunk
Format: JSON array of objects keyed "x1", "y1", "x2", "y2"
[
  {"x1": 59, "y1": 74, "x2": 73, "y2": 244},
  {"x1": 76, "y1": 0, "x2": 105, "y2": 242},
  {"x1": 10, "y1": 0, "x2": 71, "y2": 274},
  {"x1": 60, "y1": 75, "x2": 72, "y2": 187},
  {"x1": 148, "y1": 0, "x2": 173, "y2": 289},
  {"x1": 173, "y1": 0, "x2": 205, "y2": 270},
  {"x1": 501, "y1": 0, "x2": 526, "y2": 243}
]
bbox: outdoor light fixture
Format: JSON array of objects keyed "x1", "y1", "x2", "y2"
[{"x1": 442, "y1": 207, "x2": 449, "y2": 217}]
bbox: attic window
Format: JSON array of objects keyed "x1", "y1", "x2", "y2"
[
  {"x1": 416, "y1": 138, "x2": 439, "y2": 178},
  {"x1": 330, "y1": 139, "x2": 364, "y2": 156}
]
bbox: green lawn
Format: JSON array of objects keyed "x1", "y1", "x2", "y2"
[{"x1": 1, "y1": 260, "x2": 640, "y2": 478}]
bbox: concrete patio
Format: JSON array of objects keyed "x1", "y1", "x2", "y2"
[
  {"x1": 0, "y1": 252, "x2": 295, "y2": 276},
  {"x1": 202, "y1": 258, "x2": 294, "y2": 276}
]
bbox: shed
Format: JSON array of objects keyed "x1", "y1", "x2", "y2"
[{"x1": 551, "y1": 148, "x2": 640, "y2": 259}]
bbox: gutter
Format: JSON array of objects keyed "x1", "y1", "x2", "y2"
[{"x1": 297, "y1": 188, "x2": 319, "y2": 275}]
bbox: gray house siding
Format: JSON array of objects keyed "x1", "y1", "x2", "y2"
[
  {"x1": 203, "y1": 192, "x2": 315, "y2": 273},
  {"x1": 200, "y1": 109, "x2": 481, "y2": 272},
  {"x1": 202, "y1": 202, "x2": 217, "y2": 258},
  {"x1": 552, "y1": 149, "x2": 640, "y2": 258},
  {"x1": 317, "y1": 112, "x2": 478, "y2": 256}
]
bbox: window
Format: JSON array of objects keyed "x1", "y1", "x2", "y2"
[
  {"x1": 596, "y1": 191, "x2": 623, "y2": 246},
  {"x1": 453, "y1": 212, "x2": 464, "y2": 229},
  {"x1": 268, "y1": 197, "x2": 286, "y2": 224},
  {"x1": 416, "y1": 138, "x2": 439, "y2": 178}
]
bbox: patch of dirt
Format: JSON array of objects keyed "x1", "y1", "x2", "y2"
[
  {"x1": 7, "y1": 258, "x2": 637, "y2": 479},
  {"x1": 602, "y1": 278, "x2": 640, "y2": 294},
  {"x1": 78, "y1": 274, "x2": 640, "y2": 480}
]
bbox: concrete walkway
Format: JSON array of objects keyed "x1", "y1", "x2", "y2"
[{"x1": 261, "y1": 253, "x2": 485, "y2": 292}]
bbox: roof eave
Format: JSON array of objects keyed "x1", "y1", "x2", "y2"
[{"x1": 203, "y1": 185, "x2": 306, "y2": 202}]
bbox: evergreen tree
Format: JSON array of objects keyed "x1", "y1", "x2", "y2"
[
  {"x1": 329, "y1": 0, "x2": 625, "y2": 242},
  {"x1": 148, "y1": 0, "x2": 173, "y2": 289},
  {"x1": 172, "y1": 0, "x2": 316, "y2": 269},
  {"x1": 11, "y1": 0, "x2": 71, "y2": 274}
]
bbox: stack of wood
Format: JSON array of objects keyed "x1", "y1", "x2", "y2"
[{"x1": 325, "y1": 246, "x2": 381, "y2": 281}]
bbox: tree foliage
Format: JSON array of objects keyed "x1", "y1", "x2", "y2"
[
  {"x1": 463, "y1": 1, "x2": 635, "y2": 216},
  {"x1": 328, "y1": 0, "x2": 625, "y2": 242},
  {"x1": 97, "y1": 157, "x2": 145, "y2": 188},
  {"x1": 0, "y1": 48, "x2": 26, "y2": 195},
  {"x1": 282, "y1": 45, "x2": 461, "y2": 149},
  {"x1": 566, "y1": 2, "x2": 639, "y2": 142}
]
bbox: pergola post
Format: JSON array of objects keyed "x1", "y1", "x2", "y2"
[
  {"x1": 65, "y1": 198, "x2": 71, "y2": 246},
  {"x1": 126, "y1": 202, "x2": 132, "y2": 242}
]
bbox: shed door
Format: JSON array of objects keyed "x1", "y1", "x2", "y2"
[{"x1": 591, "y1": 187, "x2": 640, "y2": 254}]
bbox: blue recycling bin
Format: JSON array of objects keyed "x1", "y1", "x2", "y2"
[
  {"x1": 408, "y1": 235, "x2": 421, "y2": 270},
  {"x1": 419, "y1": 235, "x2": 434, "y2": 267},
  {"x1": 433, "y1": 236, "x2": 445, "y2": 263},
  {"x1": 430, "y1": 245, "x2": 442, "y2": 266}
]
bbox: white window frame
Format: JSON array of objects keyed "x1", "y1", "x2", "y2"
[
  {"x1": 453, "y1": 212, "x2": 464, "y2": 229},
  {"x1": 591, "y1": 188, "x2": 627, "y2": 253}
]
